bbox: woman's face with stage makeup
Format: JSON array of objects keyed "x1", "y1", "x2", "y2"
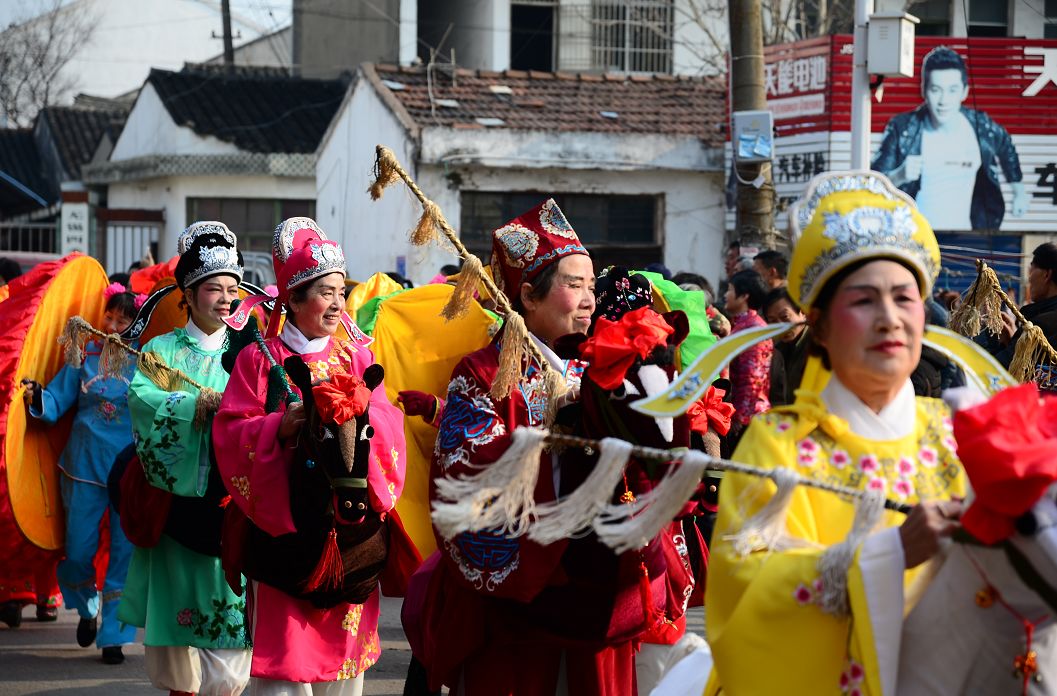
[{"x1": 290, "y1": 272, "x2": 346, "y2": 339}]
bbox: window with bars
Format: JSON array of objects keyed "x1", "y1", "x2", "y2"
[
  {"x1": 558, "y1": 1, "x2": 674, "y2": 74},
  {"x1": 966, "y1": 0, "x2": 1009, "y2": 37},
  {"x1": 185, "y1": 198, "x2": 315, "y2": 253},
  {"x1": 459, "y1": 191, "x2": 662, "y2": 271},
  {"x1": 909, "y1": 0, "x2": 951, "y2": 36}
]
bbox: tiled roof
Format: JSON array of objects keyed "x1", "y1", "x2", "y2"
[
  {"x1": 38, "y1": 105, "x2": 128, "y2": 179},
  {"x1": 369, "y1": 64, "x2": 727, "y2": 147},
  {"x1": 148, "y1": 66, "x2": 350, "y2": 154},
  {"x1": 0, "y1": 128, "x2": 50, "y2": 214}
]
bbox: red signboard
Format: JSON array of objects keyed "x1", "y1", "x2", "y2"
[{"x1": 765, "y1": 35, "x2": 1057, "y2": 137}]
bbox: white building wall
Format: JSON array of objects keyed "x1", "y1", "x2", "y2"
[
  {"x1": 110, "y1": 84, "x2": 242, "y2": 160},
  {"x1": 315, "y1": 82, "x2": 422, "y2": 284},
  {"x1": 108, "y1": 174, "x2": 315, "y2": 256},
  {"x1": 450, "y1": 0, "x2": 510, "y2": 71},
  {"x1": 415, "y1": 164, "x2": 727, "y2": 289},
  {"x1": 1012, "y1": 0, "x2": 1046, "y2": 39}
]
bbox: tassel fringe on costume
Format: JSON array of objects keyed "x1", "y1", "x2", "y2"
[
  {"x1": 432, "y1": 426, "x2": 549, "y2": 539},
  {"x1": 725, "y1": 467, "x2": 804, "y2": 556},
  {"x1": 816, "y1": 488, "x2": 885, "y2": 617}
]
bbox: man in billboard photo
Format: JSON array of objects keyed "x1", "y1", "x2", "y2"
[{"x1": 872, "y1": 46, "x2": 1028, "y2": 230}]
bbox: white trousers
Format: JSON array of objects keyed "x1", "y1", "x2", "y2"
[
  {"x1": 144, "y1": 645, "x2": 252, "y2": 695},
  {"x1": 248, "y1": 674, "x2": 364, "y2": 696}
]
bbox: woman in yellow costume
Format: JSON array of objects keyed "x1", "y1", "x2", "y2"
[{"x1": 703, "y1": 171, "x2": 969, "y2": 696}]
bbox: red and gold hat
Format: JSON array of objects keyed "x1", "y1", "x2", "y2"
[
  {"x1": 272, "y1": 216, "x2": 346, "y2": 303},
  {"x1": 490, "y1": 199, "x2": 589, "y2": 303}
]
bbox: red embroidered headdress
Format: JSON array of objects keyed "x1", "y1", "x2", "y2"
[{"x1": 489, "y1": 198, "x2": 589, "y2": 303}]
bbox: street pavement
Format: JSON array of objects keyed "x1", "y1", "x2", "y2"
[
  {"x1": 0, "y1": 596, "x2": 414, "y2": 695},
  {"x1": 1, "y1": 597, "x2": 704, "y2": 694}
]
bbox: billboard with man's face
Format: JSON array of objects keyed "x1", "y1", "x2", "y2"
[{"x1": 727, "y1": 35, "x2": 1057, "y2": 237}]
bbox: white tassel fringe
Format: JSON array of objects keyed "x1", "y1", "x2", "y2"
[
  {"x1": 593, "y1": 450, "x2": 712, "y2": 554},
  {"x1": 817, "y1": 488, "x2": 885, "y2": 617},
  {"x1": 528, "y1": 437, "x2": 634, "y2": 545},
  {"x1": 432, "y1": 426, "x2": 548, "y2": 540},
  {"x1": 726, "y1": 467, "x2": 803, "y2": 556}
]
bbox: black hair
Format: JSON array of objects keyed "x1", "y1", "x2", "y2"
[
  {"x1": 0, "y1": 258, "x2": 22, "y2": 283},
  {"x1": 762, "y1": 286, "x2": 800, "y2": 315},
  {"x1": 127, "y1": 261, "x2": 144, "y2": 273},
  {"x1": 512, "y1": 262, "x2": 561, "y2": 315},
  {"x1": 108, "y1": 272, "x2": 131, "y2": 287},
  {"x1": 728, "y1": 270, "x2": 768, "y2": 311},
  {"x1": 922, "y1": 46, "x2": 968, "y2": 90},
  {"x1": 1032, "y1": 242, "x2": 1057, "y2": 276},
  {"x1": 386, "y1": 271, "x2": 413, "y2": 289},
  {"x1": 754, "y1": 250, "x2": 789, "y2": 279},
  {"x1": 105, "y1": 290, "x2": 139, "y2": 320},
  {"x1": 440, "y1": 264, "x2": 461, "y2": 276}
]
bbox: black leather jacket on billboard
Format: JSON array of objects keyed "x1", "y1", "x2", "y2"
[{"x1": 871, "y1": 105, "x2": 1023, "y2": 230}]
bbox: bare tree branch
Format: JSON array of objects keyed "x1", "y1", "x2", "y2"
[{"x1": 0, "y1": 0, "x2": 98, "y2": 127}]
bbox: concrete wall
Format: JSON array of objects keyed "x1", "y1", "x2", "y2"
[
  {"x1": 315, "y1": 80, "x2": 424, "y2": 284},
  {"x1": 294, "y1": 0, "x2": 402, "y2": 78},
  {"x1": 418, "y1": 0, "x2": 509, "y2": 70},
  {"x1": 110, "y1": 83, "x2": 242, "y2": 160},
  {"x1": 108, "y1": 174, "x2": 315, "y2": 256}
]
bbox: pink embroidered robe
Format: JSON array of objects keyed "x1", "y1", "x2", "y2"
[{"x1": 213, "y1": 334, "x2": 406, "y2": 683}]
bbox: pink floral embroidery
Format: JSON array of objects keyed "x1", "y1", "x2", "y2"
[
  {"x1": 776, "y1": 421, "x2": 792, "y2": 433},
  {"x1": 893, "y1": 478, "x2": 914, "y2": 499},
  {"x1": 918, "y1": 446, "x2": 938, "y2": 468},
  {"x1": 866, "y1": 477, "x2": 887, "y2": 493},
  {"x1": 797, "y1": 438, "x2": 819, "y2": 466},
  {"x1": 858, "y1": 454, "x2": 879, "y2": 474},
  {"x1": 831, "y1": 449, "x2": 851, "y2": 469},
  {"x1": 897, "y1": 456, "x2": 915, "y2": 476},
  {"x1": 794, "y1": 576, "x2": 825, "y2": 606},
  {"x1": 176, "y1": 608, "x2": 196, "y2": 626},
  {"x1": 941, "y1": 416, "x2": 953, "y2": 432},
  {"x1": 840, "y1": 659, "x2": 865, "y2": 694}
]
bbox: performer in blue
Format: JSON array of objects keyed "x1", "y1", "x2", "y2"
[{"x1": 21, "y1": 284, "x2": 144, "y2": 664}]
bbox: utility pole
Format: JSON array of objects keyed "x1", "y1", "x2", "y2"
[
  {"x1": 729, "y1": 0, "x2": 775, "y2": 249},
  {"x1": 221, "y1": 0, "x2": 235, "y2": 67},
  {"x1": 850, "y1": 0, "x2": 874, "y2": 169}
]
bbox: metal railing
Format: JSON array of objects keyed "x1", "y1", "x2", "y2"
[
  {"x1": 558, "y1": 0, "x2": 674, "y2": 74},
  {"x1": 0, "y1": 221, "x2": 57, "y2": 253}
]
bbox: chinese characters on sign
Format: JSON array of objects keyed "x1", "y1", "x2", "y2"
[
  {"x1": 765, "y1": 55, "x2": 828, "y2": 97},
  {"x1": 774, "y1": 152, "x2": 827, "y2": 184}
]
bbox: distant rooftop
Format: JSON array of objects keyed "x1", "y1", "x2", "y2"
[
  {"x1": 368, "y1": 64, "x2": 727, "y2": 147},
  {"x1": 147, "y1": 66, "x2": 350, "y2": 154},
  {"x1": 38, "y1": 105, "x2": 129, "y2": 180}
]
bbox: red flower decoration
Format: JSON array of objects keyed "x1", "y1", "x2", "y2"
[
  {"x1": 580, "y1": 306, "x2": 674, "y2": 391},
  {"x1": 686, "y1": 386, "x2": 735, "y2": 436},
  {"x1": 312, "y1": 372, "x2": 371, "y2": 426},
  {"x1": 953, "y1": 383, "x2": 1057, "y2": 544}
]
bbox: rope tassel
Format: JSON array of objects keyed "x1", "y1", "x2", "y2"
[
  {"x1": 725, "y1": 467, "x2": 804, "y2": 556},
  {"x1": 369, "y1": 148, "x2": 400, "y2": 200},
  {"x1": 817, "y1": 488, "x2": 885, "y2": 617},
  {"x1": 432, "y1": 426, "x2": 549, "y2": 539},
  {"x1": 441, "y1": 255, "x2": 483, "y2": 321},
  {"x1": 491, "y1": 313, "x2": 528, "y2": 400},
  {"x1": 411, "y1": 200, "x2": 442, "y2": 247},
  {"x1": 99, "y1": 335, "x2": 134, "y2": 381},
  {"x1": 58, "y1": 316, "x2": 91, "y2": 368}
]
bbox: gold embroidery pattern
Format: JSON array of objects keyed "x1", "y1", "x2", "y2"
[
  {"x1": 342, "y1": 605, "x2": 363, "y2": 634},
  {"x1": 230, "y1": 476, "x2": 251, "y2": 498},
  {"x1": 336, "y1": 658, "x2": 355, "y2": 680}
]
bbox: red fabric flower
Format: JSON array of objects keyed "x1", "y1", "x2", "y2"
[
  {"x1": 580, "y1": 307, "x2": 674, "y2": 391},
  {"x1": 686, "y1": 386, "x2": 735, "y2": 436},
  {"x1": 953, "y1": 383, "x2": 1057, "y2": 544},
  {"x1": 312, "y1": 372, "x2": 371, "y2": 426}
]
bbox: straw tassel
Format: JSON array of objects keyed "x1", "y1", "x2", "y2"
[
  {"x1": 593, "y1": 450, "x2": 712, "y2": 554},
  {"x1": 303, "y1": 527, "x2": 344, "y2": 592},
  {"x1": 58, "y1": 316, "x2": 91, "y2": 368},
  {"x1": 541, "y1": 368, "x2": 569, "y2": 427},
  {"x1": 432, "y1": 426, "x2": 549, "y2": 539},
  {"x1": 1009, "y1": 322, "x2": 1051, "y2": 383},
  {"x1": 99, "y1": 335, "x2": 133, "y2": 381},
  {"x1": 491, "y1": 313, "x2": 528, "y2": 400},
  {"x1": 411, "y1": 201, "x2": 442, "y2": 247},
  {"x1": 369, "y1": 148, "x2": 400, "y2": 200},
  {"x1": 817, "y1": 488, "x2": 885, "y2": 617},
  {"x1": 725, "y1": 467, "x2": 805, "y2": 556},
  {"x1": 529, "y1": 437, "x2": 634, "y2": 545},
  {"x1": 138, "y1": 350, "x2": 181, "y2": 392},
  {"x1": 441, "y1": 255, "x2": 483, "y2": 320},
  {"x1": 949, "y1": 265, "x2": 1005, "y2": 338},
  {"x1": 193, "y1": 387, "x2": 222, "y2": 431}
]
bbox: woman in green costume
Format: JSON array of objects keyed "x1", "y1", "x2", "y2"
[{"x1": 118, "y1": 222, "x2": 251, "y2": 696}]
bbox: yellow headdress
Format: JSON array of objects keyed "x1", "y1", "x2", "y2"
[{"x1": 787, "y1": 170, "x2": 941, "y2": 313}]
